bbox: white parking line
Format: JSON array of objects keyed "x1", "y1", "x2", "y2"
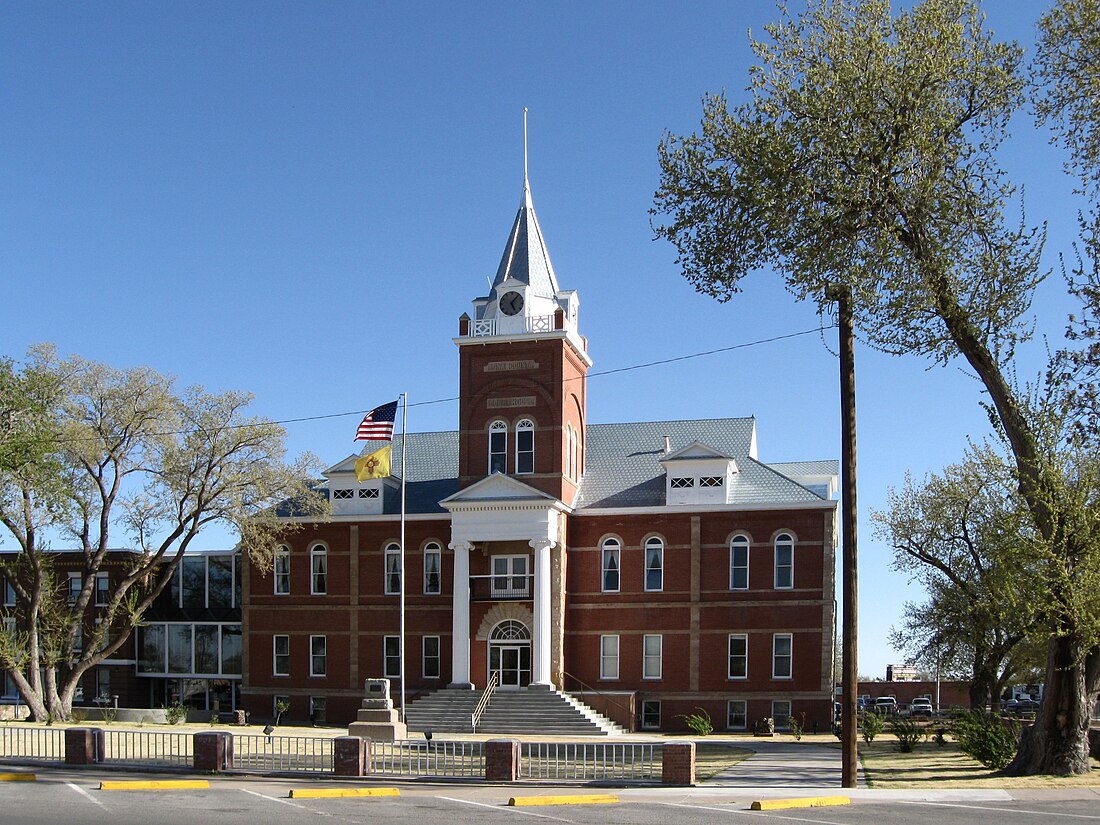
[
  {"x1": 240, "y1": 788, "x2": 333, "y2": 816},
  {"x1": 65, "y1": 782, "x2": 105, "y2": 808},
  {"x1": 898, "y1": 800, "x2": 1100, "y2": 820},
  {"x1": 438, "y1": 795, "x2": 575, "y2": 823},
  {"x1": 654, "y1": 801, "x2": 846, "y2": 824}
]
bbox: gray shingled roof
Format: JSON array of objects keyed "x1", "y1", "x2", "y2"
[
  {"x1": 767, "y1": 460, "x2": 840, "y2": 477},
  {"x1": 489, "y1": 186, "x2": 560, "y2": 300}
]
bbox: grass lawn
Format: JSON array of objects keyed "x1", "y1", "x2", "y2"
[
  {"x1": 694, "y1": 743, "x2": 754, "y2": 781},
  {"x1": 858, "y1": 739, "x2": 1100, "y2": 788}
]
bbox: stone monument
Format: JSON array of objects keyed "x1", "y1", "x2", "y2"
[{"x1": 347, "y1": 678, "x2": 407, "y2": 742}]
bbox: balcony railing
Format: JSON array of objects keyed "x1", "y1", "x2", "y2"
[
  {"x1": 468, "y1": 314, "x2": 556, "y2": 338},
  {"x1": 469, "y1": 574, "x2": 532, "y2": 601}
]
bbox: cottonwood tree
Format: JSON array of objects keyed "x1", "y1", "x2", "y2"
[
  {"x1": 653, "y1": 0, "x2": 1099, "y2": 774},
  {"x1": 874, "y1": 449, "x2": 1042, "y2": 710},
  {"x1": 0, "y1": 347, "x2": 322, "y2": 721}
]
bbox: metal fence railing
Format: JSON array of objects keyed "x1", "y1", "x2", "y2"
[
  {"x1": 0, "y1": 725, "x2": 66, "y2": 763},
  {"x1": 103, "y1": 729, "x2": 193, "y2": 768},
  {"x1": 370, "y1": 739, "x2": 484, "y2": 778},
  {"x1": 233, "y1": 735, "x2": 333, "y2": 774},
  {"x1": 521, "y1": 742, "x2": 660, "y2": 782}
]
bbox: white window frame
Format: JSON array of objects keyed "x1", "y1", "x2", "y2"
[
  {"x1": 774, "y1": 533, "x2": 794, "y2": 589},
  {"x1": 95, "y1": 668, "x2": 111, "y2": 703},
  {"x1": 643, "y1": 634, "x2": 662, "y2": 680},
  {"x1": 274, "y1": 546, "x2": 290, "y2": 595},
  {"x1": 641, "y1": 699, "x2": 661, "y2": 730},
  {"x1": 3, "y1": 578, "x2": 15, "y2": 607},
  {"x1": 772, "y1": 633, "x2": 793, "y2": 679},
  {"x1": 273, "y1": 694, "x2": 290, "y2": 718},
  {"x1": 94, "y1": 572, "x2": 110, "y2": 606},
  {"x1": 601, "y1": 538, "x2": 620, "y2": 593},
  {"x1": 384, "y1": 543, "x2": 402, "y2": 595},
  {"x1": 310, "y1": 544, "x2": 327, "y2": 596},
  {"x1": 273, "y1": 635, "x2": 290, "y2": 676},
  {"x1": 423, "y1": 543, "x2": 442, "y2": 595},
  {"x1": 488, "y1": 420, "x2": 508, "y2": 474},
  {"x1": 384, "y1": 635, "x2": 401, "y2": 679},
  {"x1": 728, "y1": 633, "x2": 748, "y2": 680},
  {"x1": 515, "y1": 419, "x2": 535, "y2": 474},
  {"x1": 644, "y1": 537, "x2": 664, "y2": 592},
  {"x1": 490, "y1": 554, "x2": 529, "y2": 598},
  {"x1": 727, "y1": 699, "x2": 747, "y2": 730},
  {"x1": 67, "y1": 572, "x2": 82, "y2": 605},
  {"x1": 600, "y1": 634, "x2": 619, "y2": 680},
  {"x1": 423, "y1": 635, "x2": 440, "y2": 679},
  {"x1": 309, "y1": 695, "x2": 327, "y2": 723},
  {"x1": 772, "y1": 699, "x2": 792, "y2": 730},
  {"x1": 309, "y1": 634, "x2": 326, "y2": 677},
  {"x1": 730, "y1": 535, "x2": 750, "y2": 590}
]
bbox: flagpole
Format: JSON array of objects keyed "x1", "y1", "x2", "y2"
[{"x1": 398, "y1": 391, "x2": 408, "y2": 723}]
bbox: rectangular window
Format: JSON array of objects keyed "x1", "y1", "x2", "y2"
[
  {"x1": 699, "y1": 476, "x2": 724, "y2": 488},
  {"x1": 516, "y1": 426, "x2": 534, "y2": 474},
  {"x1": 208, "y1": 556, "x2": 234, "y2": 608},
  {"x1": 424, "y1": 547, "x2": 441, "y2": 595},
  {"x1": 385, "y1": 545, "x2": 402, "y2": 595},
  {"x1": 167, "y1": 624, "x2": 193, "y2": 673},
  {"x1": 423, "y1": 636, "x2": 440, "y2": 679},
  {"x1": 332, "y1": 489, "x2": 353, "y2": 500},
  {"x1": 669, "y1": 477, "x2": 694, "y2": 489},
  {"x1": 96, "y1": 668, "x2": 111, "y2": 703},
  {"x1": 194, "y1": 624, "x2": 220, "y2": 674},
  {"x1": 311, "y1": 548, "x2": 327, "y2": 595},
  {"x1": 643, "y1": 634, "x2": 662, "y2": 680},
  {"x1": 94, "y1": 573, "x2": 109, "y2": 606},
  {"x1": 221, "y1": 624, "x2": 241, "y2": 675},
  {"x1": 772, "y1": 699, "x2": 792, "y2": 730},
  {"x1": 728, "y1": 634, "x2": 748, "y2": 679},
  {"x1": 358, "y1": 488, "x2": 379, "y2": 499},
  {"x1": 774, "y1": 543, "x2": 794, "y2": 589},
  {"x1": 273, "y1": 635, "x2": 290, "y2": 676},
  {"x1": 730, "y1": 540, "x2": 749, "y2": 590},
  {"x1": 727, "y1": 699, "x2": 747, "y2": 730},
  {"x1": 138, "y1": 624, "x2": 166, "y2": 673},
  {"x1": 491, "y1": 555, "x2": 529, "y2": 598},
  {"x1": 644, "y1": 541, "x2": 663, "y2": 592},
  {"x1": 182, "y1": 556, "x2": 206, "y2": 609},
  {"x1": 641, "y1": 699, "x2": 661, "y2": 730},
  {"x1": 310, "y1": 635, "x2": 327, "y2": 677},
  {"x1": 489, "y1": 425, "x2": 507, "y2": 474},
  {"x1": 309, "y1": 695, "x2": 327, "y2": 723},
  {"x1": 384, "y1": 636, "x2": 401, "y2": 679},
  {"x1": 772, "y1": 633, "x2": 792, "y2": 679},
  {"x1": 274, "y1": 548, "x2": 290, "y2": 595},
  {"x1": 67, "y1": 573, "x2": 82, "y2": 605},
  {"x1": 3, "y1": 579, "x2": 15, "y2": 607},
  {"x1": 600, "y1": 634, "x2": 619, "y2": 680},
  {"x1": 601, "y1": 544, "x2": 620, "y2": 593},
  {"x1": 273, "y1": 695, "x2": 290, "y2": 719}
]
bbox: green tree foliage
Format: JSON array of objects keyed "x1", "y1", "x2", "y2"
[
  {"x1": 874, "y1": 447, "x2": 1043, "y2": 710},
  {"x1": 0, "y1": 346, "x2": 323, "y2": 721},
  {"x1": 653, "y1": 0, "x2": 1100, "y2": 775},
  {"x1": 952, "y1": 710, "x2": 1020, "y2": 770}
]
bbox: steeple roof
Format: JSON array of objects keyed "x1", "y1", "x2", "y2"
[{"x1": 489, "y1": 179, "x2": 561, "y2": 300}]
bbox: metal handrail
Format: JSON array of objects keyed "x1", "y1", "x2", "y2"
[
  {"x1": 471, "y1": 670, "x2": 499, "y2": 732},
  {"x1": 561, "y1": 670, "x2": 635, "y2": 724}
]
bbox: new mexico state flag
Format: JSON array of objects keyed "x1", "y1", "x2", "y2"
[{"x1": 355, "y1": 444, "x2": 391, "y2": 481}]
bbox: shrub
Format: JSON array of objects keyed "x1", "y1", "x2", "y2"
[
  {"x1": 788, "y1": 712, "x2": 806, "y2": 741},
  {"x1": 952, "y1": 710, "x2": 1019, "y2": 770},
  {"x1": 679, "y1": 708, "x2": 714, "y2": 736},
  {"x1": 164, "y1": 701, "x2": 187, "y2": 725},
  {"x1": 860, "y1": 710, "x2": 885, "y2": 743},
  {"x1": 890, "y1": 717, "x2": 924, "y2": 753}
]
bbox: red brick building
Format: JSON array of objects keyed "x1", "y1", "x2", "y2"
[{"x1": 242, "y1": 174, "x2": 838, "y2": 732}]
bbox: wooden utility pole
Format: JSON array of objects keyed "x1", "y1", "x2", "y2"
[{"x1": 833, "y1": 284, "x2": 859, "y2": 789}]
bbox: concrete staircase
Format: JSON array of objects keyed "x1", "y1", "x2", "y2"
[{"x1": 404, "y1": 688, "x2": 625, "y2": 736}]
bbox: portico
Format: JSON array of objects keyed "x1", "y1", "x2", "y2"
[{"x1": 441, "y1": 474, "x2": 569, "y2": 690}]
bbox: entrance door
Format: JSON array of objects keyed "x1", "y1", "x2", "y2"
[{"x1": 489, "y1": 643, "x2": 531, "y2": 690}]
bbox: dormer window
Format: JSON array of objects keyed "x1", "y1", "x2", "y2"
[
  {"x1": 699, "y1": 476, "x2": 724, "y2": 488},
  {"x1": 358, "y1": 488, "x2": 379, "y2": 499},
  {"x1": 516, "y1": 419, "x2": 535, "y2": 474},
  {"x1": 489, "y1": 421, "x2": 507, "y2": 474},
  {"x1": 332, "y1": 489, "x2": 353, "y2": 500},
  {"x1": 670, "y1": 477, "x2": 694, "y2": 489}
]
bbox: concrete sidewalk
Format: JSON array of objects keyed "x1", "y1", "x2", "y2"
[{"x1": 700, "y1": 738, "x2": 865, "y2": 788}]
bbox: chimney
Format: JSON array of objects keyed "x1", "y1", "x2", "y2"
[{"x1": 663, "y1": 435, "x2": 671, "y2": 454}]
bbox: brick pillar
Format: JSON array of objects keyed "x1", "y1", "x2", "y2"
[
  {"x1": 64, "y1": 728, "x2": 104, "y2": 765},
  {"x1": 194, "y1": 731, "x2": 233, "y2": 772},
  {"x1": 662, "y1": 742, "x2": 696, "y2": 786},
  {"x1": 485, "y1": 739, "x2": 519, "y2": 782},
  {"x1": 334, "y1": 736, "x2": 367, "y2": 777}
]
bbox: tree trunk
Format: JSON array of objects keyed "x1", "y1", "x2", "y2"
[
  {"x1": 5, "y1": 668, "x2": 48, "y2": 721},
  {"x1": 1004, "y1": 635, "x2": 1095, "y2": 775}
]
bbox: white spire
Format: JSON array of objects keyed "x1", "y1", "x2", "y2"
[{"x1": 522, "y1": 107, "x2": 532, "y2": 208}]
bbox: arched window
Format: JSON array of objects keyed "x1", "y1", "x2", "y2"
[
  {"x1": 490, "y1": 620, "x2": 531, "y2": 641},
  {"x1": 488, "y1": 421, "x2": 507, "y2": 474},
  {"x1": 516, "y1": 419, "x2": 535, "y2": 474},
  {"x1": 274, "y1": 546, "x2": 290, "y2": 595},
  {"x1": 565, "y1": 425, "x2": 574, "y2": 478},
  {"x1": 774, "y1": 533, "x2": 794, "y2": 589},
  {"x1": 730, "y1": 535, "x2": 750, "y2": 590},
  {"x1": 310, "y1": 543, "x2": 327, "y2": 595},
  {"x1": 384, "y1": 542, "x2": 402, "y2": 595},
  {"x1": 644, "y1": 537, "x2": 664, "y2": 592},
  {"x1": 423, "y1": 542, "x2": 441, "y2": 595},
  {"x1": 601, "y1": 538, "x2": 621, "y2": 593}
]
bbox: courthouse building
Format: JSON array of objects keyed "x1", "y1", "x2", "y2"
[{"x1": 241, "y1": 174, "x2": 838, "y2": 732}]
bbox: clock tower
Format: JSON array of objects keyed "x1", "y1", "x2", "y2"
[{"x1": 454, "y1": 174, "x2": 590, "y2": 503}]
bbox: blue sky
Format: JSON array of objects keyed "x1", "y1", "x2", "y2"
[{"x1": 1, "y1": 1, "x2": 1083, "y2": 679}]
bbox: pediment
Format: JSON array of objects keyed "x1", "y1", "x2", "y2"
[
  {"x1": 440, "y1": 473, "x2": 561, "y2": 509},
  {"x1": 324, "y1": 454, "x2": 363, "y2": 476},
  {"x1": 659, "y1": 441, "x2": 733, "y2": 463}
]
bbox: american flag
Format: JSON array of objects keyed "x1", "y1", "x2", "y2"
[{"x1": 355, "y1": 400, "x2": 398, "y2": 441}]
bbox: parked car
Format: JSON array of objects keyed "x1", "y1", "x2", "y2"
[
  {"x1": 910, "y1": 698, "x2": 934, "y2": 718},
  {"x1": 1013, "y1": 698, "x2": 1041, "y2": 715},
  {"x1": 872, "y1": 696, "x2": 898, "y2": 715}
]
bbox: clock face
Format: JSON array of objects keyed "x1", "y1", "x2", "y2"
[{"x1": 499, "y1": 291, "x2": 524, "y2": 316}]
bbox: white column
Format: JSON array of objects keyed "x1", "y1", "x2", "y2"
[
  {"x1": 529, "y1": 538, "x2": 554, "y2": 687},
  {"x1": 449, "y1": 540, "x2": 472, "y2": 688}
]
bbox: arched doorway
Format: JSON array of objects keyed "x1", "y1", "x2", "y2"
[{"x1": 488, "y1": 620, "x2": 531, "y2": 690}]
